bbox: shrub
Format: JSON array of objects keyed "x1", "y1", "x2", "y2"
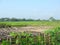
[{"x1": 0, "y1": 23, "x2": 11, "y2": 28}]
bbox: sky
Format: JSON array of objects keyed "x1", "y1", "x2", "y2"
[{"x1": 0, "y1": 0, "x2": 60, "y2": 19}]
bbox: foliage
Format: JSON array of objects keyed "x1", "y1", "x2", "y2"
[
  {"x1": 0, "y1": 23, "x2": 11, "y2": 28},
  {"x1": 1, "y1": 27, "x2": 60, "y2": 45}
]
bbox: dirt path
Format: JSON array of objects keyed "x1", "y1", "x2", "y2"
[
  {"x1": 0, "y1": 26, "x2": 53, "y2": 38},
  {"x1": 22, "y1": 26, "x2": 53, "y2": 33},
  {"x1": 0, "y1": 26, "x2": 53, "y2": 33}
]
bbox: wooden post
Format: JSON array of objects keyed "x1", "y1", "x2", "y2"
[
  {"x1": 10, "y1": 38, "x2": 12, "y2": 45},
  {"x1": 7, "y1": 37, "x2": 9, "y2": 41},
  {"x1": 44, "y1": 34, "x2": 46, "y2": 45},
  {"x1": 48, "y1": 33, "x2": 51, "y2": 45}
]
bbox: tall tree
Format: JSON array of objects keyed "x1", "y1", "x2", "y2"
[{"x1": 49, "y1": 17, "x2": 56, "y2": 21}]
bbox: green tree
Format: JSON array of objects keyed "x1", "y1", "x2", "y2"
[{"x1": 49, "y1": 17, "x2": 56, "y2": 21}]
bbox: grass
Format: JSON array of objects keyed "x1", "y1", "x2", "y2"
[{"x1": 0, "y1": 21, "x2": 60, "y2": 27}]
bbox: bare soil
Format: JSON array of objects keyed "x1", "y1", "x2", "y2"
[{"x1": 0, "y1": 26, "x2": 53, "y2": 37}]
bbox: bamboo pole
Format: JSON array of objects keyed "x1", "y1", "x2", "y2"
[{"x1": 10, "y1": 38, "x2": 12, "y2": 45}]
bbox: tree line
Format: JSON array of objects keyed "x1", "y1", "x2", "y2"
[
  {"x1": 0, "y1": 17, "x2": 59, "y2": 21},
  {"x1": 0, "y1": 18, "x2": 36, "y2": 21}
]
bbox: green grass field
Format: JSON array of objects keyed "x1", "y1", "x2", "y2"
[{"x1": 0, "y1": 21, "x2": 60, "y2": 27}]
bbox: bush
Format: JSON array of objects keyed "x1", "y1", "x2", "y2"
[{"x1": 0, "y1": 23, "x2": 11, "y2": 28}]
